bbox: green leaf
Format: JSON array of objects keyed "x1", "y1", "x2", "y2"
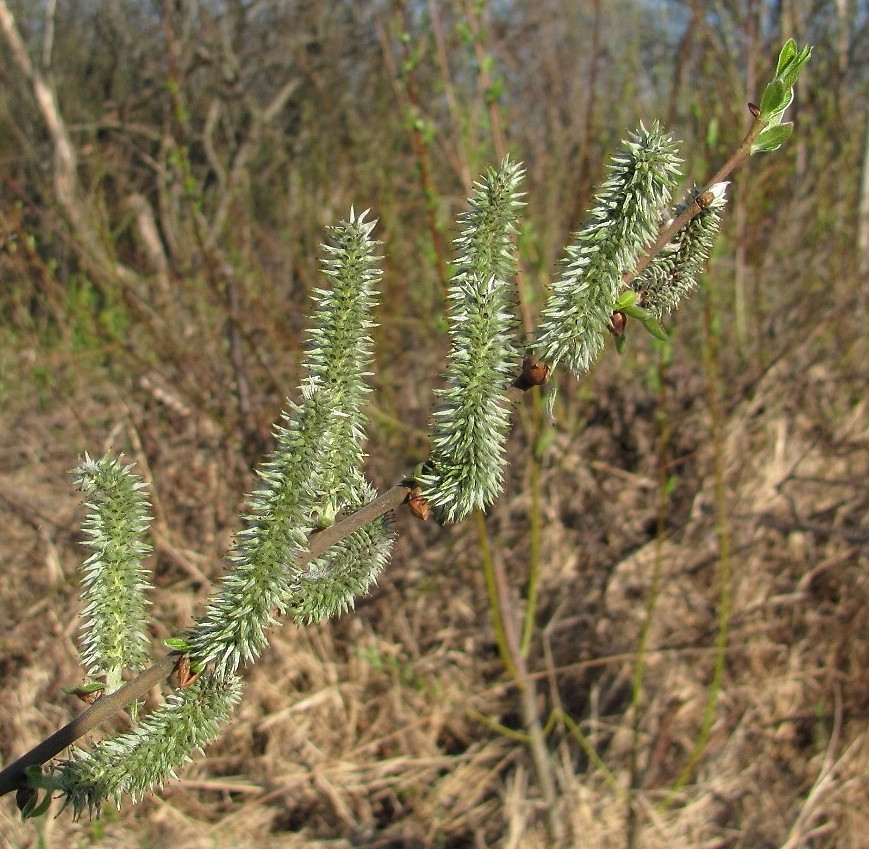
[
  {"x1": 614, "y1": 290, "x2": 638, "y2": 309},
  {"x1": 19, "y1": 766, "x2": 53, "y2": 820},
  {"x1": 62, "y1": 682, "x2": 105, "y2": 695},
  {"x1": 164, "y1": 637, "x2": 191, "y2": 652},
  {"x1": 20, "y1": 789, "x2": 51, "y2": 820},
  {"x1": 777, "y1": 41, "x2": 812, "y2": 88},
  {"x1": 759, "y1": 79, "x2": 789, "y2": 118},
  {"x1": 751, "y1": 123, "x2": 793, "y2": 153},
  {"x1": 621, "y1": 304, "x2": 669, "y2": 341},
  {"x1": 757, "y1": 41, "x2": 812, "y2": 125},
  {"x1": 640, "y1": 315, "x2": 669, "y2": 341},
  {"x1": 775, "y1": 38, "x2": 797, "y2": 75},
  {"x1": 619, "y1": 303, "x2": 651, "y2": 321}
]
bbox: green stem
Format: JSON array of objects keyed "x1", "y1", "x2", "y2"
[
  {"x1": 660, "y1": 284, "x2": 731, "y2": 806},
  {"x1": 474, "y1": 508, "x2": 563, "y2": 844},
  {"x1": 521, "y1": 393, "x2": 544, "y2": 657},
  {"x1": 558, "y1": 709, "x2": 624, "y2": 798},
  {"x1": 627, "y1": 349, "x2": 672, "y2": 845},
  {"x1": 475, "y1": 509, "x2": 521, "y2": 684}
]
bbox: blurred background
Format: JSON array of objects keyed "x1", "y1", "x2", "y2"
[{"x1": 1, "y1": 1, "x2": 867, "y2": 847}]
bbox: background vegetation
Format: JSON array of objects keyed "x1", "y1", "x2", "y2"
[{"x1": 0, "y1": 1, "x2": 867, "y2": 847}]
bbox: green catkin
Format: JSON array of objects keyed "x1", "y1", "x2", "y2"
[
  {"x1": 187, "y1": 210, "x2": 393, "y2": 677},
  {"x1": 55, "y1": 673, "x2": 242, "y2": 819},
  {"x1": 73, "y1": 454, "x2": 154, "y2": 695},
  {"x1": 633, "y1": 182, "x2": 728, "y2": 319},
  {"x1": 534, "y1": 122, "x2": 682, "y2": 377},
  {"x1": 420, "y1": 157, "x2": 525, "y2": 523}
]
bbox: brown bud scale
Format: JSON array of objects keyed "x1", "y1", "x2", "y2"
[
  {"x1": 175, "y1": 654, "x2": 201, "y2": 689},
  {"x1": 609, "y1": 311, "x2": 627, "y2": 336},
  {"x1": 405, "y1": 486, "x2": 431, "y2": 521}
]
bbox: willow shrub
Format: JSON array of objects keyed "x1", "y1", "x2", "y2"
[{"x1": 1, "y1": 40, "x2": 811, "y2": 822}]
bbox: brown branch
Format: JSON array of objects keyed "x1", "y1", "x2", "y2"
[
  {"x1": 0, "y1": 108, "x2": 768, "y2": 796},
  {"x1": 627, "y1": 111, "x2": 768, "y2": 286},
  {"x1": 0, "y1": 655, "x2": 179, "y2": 799},
  {"x1": 0, "y1": 44, "x2": 771, "y2": 803},
  {"x1": 0, "y1": 484, "x2": 412, "y2": 800}
]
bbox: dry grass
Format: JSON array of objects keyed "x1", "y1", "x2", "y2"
[{"x1": 0, "y1": 289, "x2": 866, "y2": 849}]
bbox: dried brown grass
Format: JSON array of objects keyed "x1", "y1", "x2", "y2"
[{"x1": 1, "y1": 293, "x2": 866, "y2": 849}]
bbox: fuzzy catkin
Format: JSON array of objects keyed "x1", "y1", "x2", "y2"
[
  {"x1": 187, "y1": 210, "x2": 392, "y2": 677},
  {"x1": 73, "y1": 454, "x2": 154, "y2": 694},
  {"x1": 421, "y1": 157, "x2": 525, "y2": 523},
  {"x1": 55, "y1": 673, "x2": 242, "y2": 819},
  {"x1": 534, "y1": 122, "x2": 682, "y2": 377},
  {"x1": 633, "y1": 182, "x2": 728, "y2": 319}
]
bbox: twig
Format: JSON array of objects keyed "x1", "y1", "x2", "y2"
[
  {"x1": 0, "y1": 88, "x2": 772, "y2": 808},
  {"x1": 474, "y1": 511, "x2": 563, "y2": 845},
  {"x1": 627, "y1": 112, "x2": 768, "y2": 285},
  {"x1": 0, "y1": 655, "x2": 179, "y2": 797},
  {"x1": 0, "y1": 484, "x2": 411, "y2": 798}
]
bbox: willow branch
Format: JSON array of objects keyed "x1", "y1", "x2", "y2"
[
  {"x1": 627, "y1": 112, "x2": 768, "y2": 285},
  {"x1": 0, "y1": 103, "x2": 771, "y2": 804},
  {"x1": 0, "y1": 484, "x2": 410, "y2": 798}
]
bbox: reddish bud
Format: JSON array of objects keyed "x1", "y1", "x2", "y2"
[
  {"x1": 175, "y1": 654, "x2": 201, "y2": 689},
  {"x1": 405, "y1": 486, "x2": 431, "y2": 521},
  {"x1": 513, "y1": 355, "x2": 551, "y2": 390},
  {"x1": 66, "y1": 683, "x2": 105, "y2": 704},
  {"x1": 609, "y1": 311, "x2": 627, "y2": 336},
  {"x1": 696, "y1": 190, "x2": 715, "y2": 210}
]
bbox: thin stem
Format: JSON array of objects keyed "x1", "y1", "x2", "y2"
[
  {"x1": 0, "y1": 654, "x2": 179, "y2": 798},
  {"x1": 473, "y1": 509, "x2": 562, "y2": 844},
  {"x1": 475, "y1": 509, "x2": 521, "y2": 685},
  {"x1": 467, "y1": 708, "x2": 531, "y2": 743},
  {"x1": 627, "y1": 114, "x2": 768, "y2": 286},
  {"x1": 0, "y1": 485, "x2": 410, "y2": 798},
  {"x1": 520, "y1": 393, "x2": 544, "y2": 657},
  {"x1": 660, "y1": 284, "x2": 731, "y2": 806},
  {"x1": 558, "y1": 709, "x2": 624, "y2": 798},
  {"x1": 627, "y1": 349, "x2": 672, "y2": 847}
]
